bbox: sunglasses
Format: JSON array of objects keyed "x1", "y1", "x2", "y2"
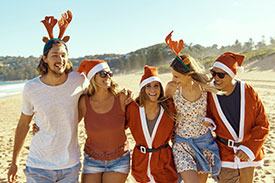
[
  {"x1": 98, "y1": 71, "x2": 113, "y2": 78},
  {"x1": 210, "y1": 69, "x2": 227, "y2": 79}
]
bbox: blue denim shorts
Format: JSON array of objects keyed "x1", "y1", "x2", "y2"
[
  {"x1": 82, "y1": 151, "x2": 130, "y2": 174},
  {"x1": 24, "y1": 162, "x2": 81, "y2": 183}
]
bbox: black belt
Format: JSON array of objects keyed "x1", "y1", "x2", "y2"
[
  {"x1": 216, "y1": 135, "x2": 241, "y2": 148},
  {"x1": 136, "y1": 143, "x2": 168, "y2": 154}
]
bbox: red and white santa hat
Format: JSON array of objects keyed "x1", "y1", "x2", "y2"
[
  {"x1": 77, "y1": 59, "x2": 110, "y2": 80},
  {"x1": 140, "y1": 65, "x2": 162, "y2": 89},
  {"x1": 213, "y1": 52, "x2": 245, "y2": 78}
]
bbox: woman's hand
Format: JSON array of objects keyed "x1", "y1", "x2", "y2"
[
  {"x1": 201, "y1": 120, "x2": 212, "y2": 127},
  {"x1": 32, "y1": 123, "x2": 40, "y2": 135},
  {"x1": 121, "y1": 88, "x2": 133, "y2": 105}
]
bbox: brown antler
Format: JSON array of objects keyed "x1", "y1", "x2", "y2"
[
  {"x1": 41, "y1": 16, "x2": 58, "y2": 39},
  {"x1": 165, "y1": 31, "x2": 184, "y2": 56},
  {"x1": 58, "y1": 10, "x2": 72, "y2": 39}
]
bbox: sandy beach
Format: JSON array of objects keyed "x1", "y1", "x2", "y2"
[{"x1": 1, "y1": 69, "x2": 274, "y2": 183}]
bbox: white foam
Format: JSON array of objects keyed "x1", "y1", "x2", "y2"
[{"x1": 0, "y1": 82, "x2": 27, "y2": 98}]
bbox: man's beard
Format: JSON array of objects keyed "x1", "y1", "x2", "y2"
[{"x1": 48, "y1": 66, "x2": 65, "y2": 77}]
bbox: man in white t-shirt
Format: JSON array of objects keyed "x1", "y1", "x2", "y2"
[{"x1": 8, "y1": 11, "x2": 89, "y2": 183}]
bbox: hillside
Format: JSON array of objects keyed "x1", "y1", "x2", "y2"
[{"x1": 0, "y1": 40, "x2": 275, "y2": 81}]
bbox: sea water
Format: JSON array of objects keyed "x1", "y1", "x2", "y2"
[{"x1": 0, "y1": 81, "x2": 28, "y2": 98}]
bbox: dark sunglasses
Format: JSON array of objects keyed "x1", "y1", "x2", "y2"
[
  {"x1": 210, "y1": 69, "x2": 227, "y2": 79},
  {"x1": 98, "y1": 71, "x2": 113, "y2": 78}
]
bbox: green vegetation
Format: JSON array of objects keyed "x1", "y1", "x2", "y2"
[{"x1": 1, "y1": 37, "x2": 275, "y2": 81}]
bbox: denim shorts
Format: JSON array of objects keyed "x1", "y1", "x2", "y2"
[
  {"x1": 24, "y1": 162, "x2": 81, "y2": 183},
  {"x1": 82, "y1": 151, "x2": 130, "y2": 174}
]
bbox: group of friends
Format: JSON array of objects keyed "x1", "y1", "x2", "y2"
[{"x1": 7, "y1": 10, "x2": 269, "y2": 183}]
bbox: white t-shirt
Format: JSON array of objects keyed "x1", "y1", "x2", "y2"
[{"x1": 22, "y1": 72, "x2": 89, "y2": 169}]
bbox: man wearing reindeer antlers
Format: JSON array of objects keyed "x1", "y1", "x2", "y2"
[
  {"x1": 7, "y1": 11, "x2": 89, "y2": 183},
  {"x1": 206, "y1": 52, "x2": 269, "y2": 183}
]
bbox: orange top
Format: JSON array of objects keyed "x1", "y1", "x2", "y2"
[{"x1": 83, "y1": 95, "x2": 127, "y2": 161}]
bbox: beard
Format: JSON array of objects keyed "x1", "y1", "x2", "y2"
[{"x1": 48, "y1": 66, "x2": 65, "y2": 77}]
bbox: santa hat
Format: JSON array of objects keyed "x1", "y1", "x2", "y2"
[
  {"x1": 140, "y1": 65, "x2": 162, "y2": 89},
  {"x1": 213, "y1": 52, "x2": 245, "y2": 78},
  {"x1": 77, "y1": 59, "x2": 110, "y2": 80}
]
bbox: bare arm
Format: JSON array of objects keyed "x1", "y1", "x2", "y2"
[
  {"x1": 119, "y1": 92, "x2": 127, "y2": 113},
  {"x1": 78, "y1": 95, "x2": 87, "y2": 123},
  {"x1": 119, "y1": 89, "x2": 133, "y2": 113},
  {"x1": 165, "y1": 81, "x2": 177, "y2": 98},
  {"x1": 8, "y1": 113, "x2": 33, "y2": 183}
]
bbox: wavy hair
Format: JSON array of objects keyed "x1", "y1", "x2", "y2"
[
  {"x1": 87, "y1": 74, "x2": 118, "y2": 97},
  {"x1": 36, "y1": 39, "x2": 73, "y2": 75},
  {"x1": 170, "y1": 54, "x2": 220, "y2": 94}
]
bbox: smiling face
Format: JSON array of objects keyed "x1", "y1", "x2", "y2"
[
  {"x1": 212, "y1": 67, "x2": 233, "y2": 91},
  {"x1": 94, "y1": 69, "x2": 112, "y2": 88},
  {"x1": 171, "y1": 67, "x2": 190, "y2": 85},
  {"x1": 42, "y1": 44, "x2": 68, "y2": 76},
  {"x1": 144, "y1": 81, "x2": 161, "y2": 102}
]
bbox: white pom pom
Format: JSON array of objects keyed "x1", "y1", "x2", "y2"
[{"x1": 237, "y1": 66, "x2": 244, "y2": 74}]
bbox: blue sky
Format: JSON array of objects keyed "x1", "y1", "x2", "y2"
[{"x1": 1, "y1": 0, "x2": 275, "y2": 58}]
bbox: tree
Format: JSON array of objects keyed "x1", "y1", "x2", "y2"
[
  {"x1": 147, "y1": 48, "x2": 163, "y2": 66},
  {"x1": 233, "y1": 39, "x2": 242, "y2": 52},
  {"x1": 243, "y1": 38, "x2": 254, "y2": 51},
  {"x1": 137, "y1": 52, "x2": 147, "y2": 68},
  {"x1": 256, "y1": 35, "x2": 266, "y2": 49},
  {"x1": 270, "y1": 36, "x2": 275, "y2": 46},
  {"x1": 118, "y1": 59, "x2": 125, "y2": 72}
]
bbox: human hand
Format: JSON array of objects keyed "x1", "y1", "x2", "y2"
[
  {"x1": 202, "y1": 121, "x2": 212, "y2": 127},
  {"x1": 7, "y1": 163, "x2": 18, "y2": 183},
  {"x1": 122, "y1": 88, "x2": 133, "y2": 105},
  {"x1": 32, "y1": 123, "x2": 40, "y2": 135},
  {"x1": 171, "y1": 133, "x2": 175, "y2": 143},
  {"x1": 235, "y1": 149, "x2": 250, "y2": 161}
]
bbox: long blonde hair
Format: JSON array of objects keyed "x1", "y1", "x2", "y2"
[
  {"x1": 87, "y1": 74, "x2": 118, "y2": 96},
  {"x1": 170, "y1": 54, "x2": 220, "y2": 93}
]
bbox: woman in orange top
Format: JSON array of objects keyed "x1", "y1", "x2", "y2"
[
  {"x1": 126, "y1": 65, "x2": 178, "y2": 183},
  {"x1": 78, "y1": 59, "x2": 131, "y2": 183}
]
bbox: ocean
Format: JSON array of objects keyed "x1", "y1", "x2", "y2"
[{"x1": 0, "y1": 81, "x2": 28, "y2": 98}]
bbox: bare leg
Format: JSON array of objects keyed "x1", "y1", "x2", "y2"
[
  {"x1": 198, "y1": 173, "x2": 208, "y2": 183},
  {"x1": 102, "y1": 171, "x2": 128, "y2": 183},
  {"x1": 82, "y1": 173, "x2": 102, "y2": 183},
  {"x1": 180, "y1": 170, "x2": 199, "y2": 183}
]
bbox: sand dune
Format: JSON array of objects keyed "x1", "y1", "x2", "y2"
[{"x1": 0, "y1": 70, "x2": 274, "y2": 182}]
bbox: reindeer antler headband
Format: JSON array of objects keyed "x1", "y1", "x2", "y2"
[
  {"x1": 165, "y1": 31, "x2": 190, "y2": 71},
  {"x1": 41, "y1": 10, "x2": 72, "y2": 55}
]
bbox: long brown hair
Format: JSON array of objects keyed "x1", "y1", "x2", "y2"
[
  {"x1": 135, "y1": 83, "x2": 175, "y2": 120},
  {"x1": 170, "y1": 54, "x2": 220, "y2": 93},
  {"x1": 37, "y1": 39, "x2": 73, "y2": 75}
]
